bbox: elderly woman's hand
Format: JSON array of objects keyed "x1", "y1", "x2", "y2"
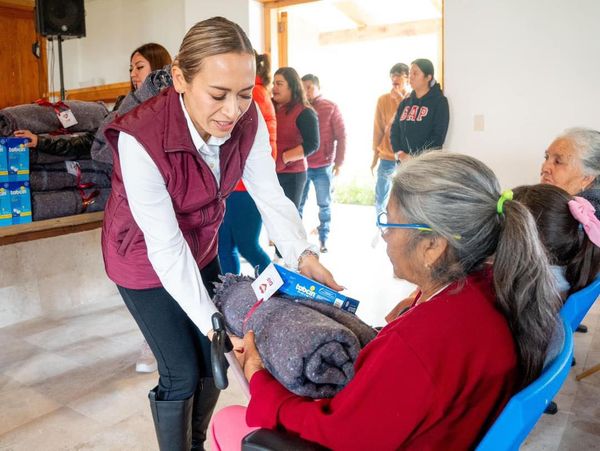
[
  {"x1": 234, "y1": 331, "x2": 265, "y2": 382},
  {"x1": 299, "y1": 254, "x2": 345, "y2": 291}
]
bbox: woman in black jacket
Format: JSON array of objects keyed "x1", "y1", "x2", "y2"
[{"x1": 390, "y1": 58, "x2": 449, "y2": 161}]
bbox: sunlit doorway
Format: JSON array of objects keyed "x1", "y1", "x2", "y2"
[{"x1": 263, "y1": 0, "x2": 443, "y2": 204}]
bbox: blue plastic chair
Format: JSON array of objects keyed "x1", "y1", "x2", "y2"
[
  {"x1": 559, "y1": 276, "x2": 600, "y2": 332},
  {"x1": 476, "y1": 319, "x2": 574, "y2": 451}
]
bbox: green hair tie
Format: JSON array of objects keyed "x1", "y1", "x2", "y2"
[{"x1": 497, "y1": 190, "x2": 513, "y2": 215}]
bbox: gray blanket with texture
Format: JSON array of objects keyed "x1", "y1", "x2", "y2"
[
  {"x1": 32, "y1": 188, "x2": 110, "y2": 221},
  {"x1": 30, "y1": 149, "x2": 89, "y2": 165},
  {"x1": 30, "y1": 160, "x2": 112, "y2": 191},
  {"x1": 213, "y1": 274, "x2": 377, "y2": 398},
  {"x1": 91, "y1": 66, "x2": 173, "y2": 164},
  {"x1": 0, "y1": 101, "x2": 109, "y2": 135}
]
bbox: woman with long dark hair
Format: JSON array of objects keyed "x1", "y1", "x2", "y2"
[
  {"x1": 390, "y1": 58, "x2": 449, "y2": 161},
  {"x1": 272, "y1": 67, "x2": 319, "y2": 208}
]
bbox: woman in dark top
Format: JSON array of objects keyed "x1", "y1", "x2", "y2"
[
  {"x1": 390, "y1": 58, "x2": 449, "y2": 161},
  {"x1": 272, "y1": 67, "x2": 319, "y2": 208},
  {"x1": 13, "y1": 43, "x2": 172, "y2": 160}
]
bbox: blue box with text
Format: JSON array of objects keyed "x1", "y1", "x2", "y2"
[
  {"x1": 0, "y1": 182, "x2": 11, "y2": 227},
  {"x1": 1, "y1": 137, "x2": 30, "y2": 182},
  {"x1": 9, "y1": 180, "x2": 32, "y2": 224},
  {"x1": 274, "y1": 264, "x2": 360, "y2": 313},
  {"x1": 0, "y1": 139, "x2": 9, "y2": 182}
]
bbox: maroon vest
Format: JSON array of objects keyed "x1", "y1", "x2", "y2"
[
  {"x1": 101, "y1": 87, "x2": 258, "y2": 289},
  {"x1": 275, "y1": 102, "x2": 307, "y2": 173}
]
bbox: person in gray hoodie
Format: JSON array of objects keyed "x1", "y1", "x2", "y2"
[{"x1": 391, "y1": 58, "x2": 449, "y2": 161}]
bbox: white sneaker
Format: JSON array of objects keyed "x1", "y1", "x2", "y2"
[{"x1": 136, "y1": 341, "x2": 158, "y2": 373}]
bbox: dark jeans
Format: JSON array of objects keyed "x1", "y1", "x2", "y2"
[
  {"x1": 299, "y1": 165, "x2": 333, "y2": 244},
  {"x1": 118, "y1": 257, "x2": 221, "y2": 401},
  {"x1": 277, "y1": 171, "x2": 307, "y2": 208},
  {"x1": 275, "y1": 171, "x2": 307, "y2": 257},
  {"x1": 218, "y1": 191, "x2": 271, "y2": 275}
]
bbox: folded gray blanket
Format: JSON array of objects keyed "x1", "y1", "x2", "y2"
[
  {"x1": 30, "y1": 160, "x2": 112, "y2": 191},
  {"x1": 0, "y1": 101, "x2": 109, "y2": 136},
  {"x1": 213, "y1": 274, "x2": 377, "y2": 398},
  {"x1": 32, "y1": 188, "x2": 111, "y2": 221},
  {"x1": 91, "y1": 66, "x2": 173, "y2": 164}
]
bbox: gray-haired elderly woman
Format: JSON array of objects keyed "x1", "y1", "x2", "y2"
[
  {"x1": 541, "y1": 127, "x2": 600, "y2": 216},
  {"x1": 210, "y1": 152, "x2": 562, "y2": 450}
]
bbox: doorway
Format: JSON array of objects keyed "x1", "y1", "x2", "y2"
[{"x1": 264, "y1": 0, "x2": 443, "y2": 203}]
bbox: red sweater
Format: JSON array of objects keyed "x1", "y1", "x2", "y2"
[
  {"x1": 307, "y1": 95, "x2": 346, "y2": 169},
  {"x1": 246, "y1": 270, "x2": 520, "y2": 450}
]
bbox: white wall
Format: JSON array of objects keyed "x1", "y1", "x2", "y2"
[
  {"x1": 444, "y1": 0, "x2": 600, "y2": 188},
  {"x1": 183, "y1": 0, "x2": 263, "y2": 49},
  {"x1": 49, "y1": 0, "x2": 186, "y2": 91},
  {"x1": 51, "y1": 0, "x2": 263, "y2": 92}
]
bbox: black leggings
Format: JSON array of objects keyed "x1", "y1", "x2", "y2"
[
  {"x1": 118, "y1": 257, "x2": 221, "y2": 401},
  {"x1": 275, "y1": 171, "x2": 307, "y2": 258},
  {"x1": 277, "y1": 171, "x2": 308, "y2": 208}
]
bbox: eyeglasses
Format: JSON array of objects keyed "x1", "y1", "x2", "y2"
[
  {"x1": 377, "y1": 212, "x2": 433, "y2": 237},
  {"x1": 377, "y1": 212, "x2": 462, "y2": 240}
]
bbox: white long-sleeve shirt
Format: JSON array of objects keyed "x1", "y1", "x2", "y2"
[{"x1": 118, "y1": 98, "x2": 315, "y2": 335}]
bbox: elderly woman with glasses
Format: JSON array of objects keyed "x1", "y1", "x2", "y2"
[{"x1": 209, "y1": 152, "x2": 562, "y2": 450}]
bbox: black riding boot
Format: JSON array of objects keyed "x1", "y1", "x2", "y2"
[
  {"x1": 148, "y1": 386, "x2": 193, "y2": 451},
  {"x1": 190, "y1": 377, "x2": 221, "y2": 451}
]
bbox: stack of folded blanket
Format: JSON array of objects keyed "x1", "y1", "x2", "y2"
[
  {"x1": 213, "y1": 274, "x2": 377, "y2": 399},
  {"x1": 0, "y1": 100, "x2": 108, "y2": 136},
  {"x1": 0, "y1": 99, "x2": 113, "y2": 221},
  {"x1": 30, "y1": 159, "x2": 112, "y2": 220}
]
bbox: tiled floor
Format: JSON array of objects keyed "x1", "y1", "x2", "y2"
[{"x1": 1, "y1": 203, "x2": 600, "y2": 450}]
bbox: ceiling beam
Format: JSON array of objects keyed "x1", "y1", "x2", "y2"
[
  {"x1": 258, "y1": 0, "x2": 321, "y2": 8},
  {"x1": 319, "y1": 18, "x2": 441, "y2": 46},
  {"x1": 333, "y1": 1, "x2": 375, "y2": 28}
]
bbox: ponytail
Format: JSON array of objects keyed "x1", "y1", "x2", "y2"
[{"x1": 493, "y1": 200, "x2": 562, "y2": 386}]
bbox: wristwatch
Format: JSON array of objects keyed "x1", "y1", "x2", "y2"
[{"x1": 298, "y1": 248, "x2": 319, "y2": 268}]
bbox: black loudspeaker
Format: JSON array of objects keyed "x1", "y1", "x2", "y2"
[{"x1": 35, "y1": 0, "x2": 86, "y2": 38}]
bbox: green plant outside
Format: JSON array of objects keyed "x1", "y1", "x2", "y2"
[{"x1": 333, "y1": 179, "x2": 375, "y2": 206}]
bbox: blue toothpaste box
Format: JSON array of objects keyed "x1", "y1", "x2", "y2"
[
  {"x1": 0, "y1": 182, "x2": 12, "y2": 227},
  {"x1": 3, "y1": 137, "x2": 30, "y2": 182},
  {"x1": 0, "y1": 138, "x2": 9, "y2": 182},
  {"x1": 274, "y1": 263, "x2": 360, "y2": 313},
  {"x1": 9, "y1": 180, "x2": 32, "y2": 224}
]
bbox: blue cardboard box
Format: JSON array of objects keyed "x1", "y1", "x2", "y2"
[
  {"x1": 0, "y1": 139, "x2": 8, "y2": 182},
  {"x1": 274, "y1": 263, "x2": 360, "y2": 313},
  {"x1": 3, "y1": 137, "x2": 30, "y2": 182},
  {"x1": 0, "y1": 182, "x2": 11, "y2": 227},
  {"x1": 9, "y1": 181, "x2": 32, "y2": 224}
]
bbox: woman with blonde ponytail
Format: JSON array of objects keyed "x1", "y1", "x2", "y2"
[{"x1": 100, "y1": 17, "x2": 341, "y2": 450}]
